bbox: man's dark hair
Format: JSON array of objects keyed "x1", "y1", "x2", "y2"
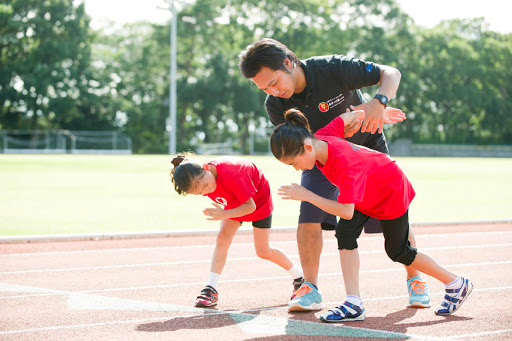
[{"x1": 238, "y1": 38, "x2": 301, "y2": 79}]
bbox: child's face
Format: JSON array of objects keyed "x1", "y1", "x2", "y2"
[
  {"x1": 279, "y1": 144, "x2": 316, "y2": 171},
  {"x1": 187, "y1": 171, "x2": 216, "y2": 196}
]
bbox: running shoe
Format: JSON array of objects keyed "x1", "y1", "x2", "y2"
[
  {"x1": 288, "y1": 282, "x2": 323, "y2": 312},
  {"x1": 435, "y1": 277, "x2": 473, "y2": 316},
  {"x1": 407, "y1": 276, "x2": 431, "y2": 307},
  {"x1": 290, "y1": 277, "x2": 304, "y2": 300},
  {"x1": 320, "y1": 301, "x2": 366, "y2": 322},
  {"x1": 195, "y1": 285, "x2": 218, "y2": 308}
]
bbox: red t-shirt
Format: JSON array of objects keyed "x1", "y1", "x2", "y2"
[
  {"x1": 205, "y1": 156, "x2": 272, "y2": 222},
  {"x1": 314, "y1": 116, "x2": 415, "y2": 220}
]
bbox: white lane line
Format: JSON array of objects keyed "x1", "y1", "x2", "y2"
[
  {"x1": 1, "y1": 242, "x2": 511, "y2": 275},
  {"x1": 2, "y1": 230, "x2": 511, "y2": 257},
  {"x1": 1, "y1": 261, "x2": 511, "y2": 300},
  {"x1": 0, "y1": 314, "x2": 201, "y2": 336},
  {"x1": 446, "y1": 329, "x2": 512, "y2": 340}
]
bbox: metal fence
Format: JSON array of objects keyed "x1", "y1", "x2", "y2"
[
  {"x1": 0, "y1": 130, "x2": 132, "y2": 154},
  {"x1": 388, "y1": 139, "x2": 512, "y2": 158}
]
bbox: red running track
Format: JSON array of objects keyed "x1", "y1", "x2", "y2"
[{"x1": 1, "y1": 222, "x2": 511, "y2": 340}]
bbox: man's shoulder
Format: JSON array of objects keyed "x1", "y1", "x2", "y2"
[{"x1": 303, "y1": 54, "x2": 348, "y2": 68}]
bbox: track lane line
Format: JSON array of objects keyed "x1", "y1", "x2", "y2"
[
  {"x1": 1, "y1": 230, "x2": 511, "y2": 257},
  {"x1": 1, "y1": 243, "x2": 510, "y2": 275},
  {"x1": 1, "y1": 261, "x2": 511, "y2": 300}
]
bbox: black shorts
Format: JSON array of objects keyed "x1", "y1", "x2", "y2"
[
  {"x1": 237, "y1": 214, "x2": 272, "y2": 229},
  {"x1": 336, "y1": 209, "x2": 417, "y2": 266}
]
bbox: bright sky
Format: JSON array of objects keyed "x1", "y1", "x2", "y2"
[{"x1": 82, "y1": 0, "x2": 511, "y2": 34}]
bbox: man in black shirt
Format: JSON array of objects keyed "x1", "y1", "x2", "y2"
[{"x1": 239, "y1": 38, "x2": 429, "y2": 317}]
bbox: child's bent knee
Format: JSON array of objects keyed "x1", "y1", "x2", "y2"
[
  {"x1": 255, "y1": 248, "x2": 272, "y2": 260},
  {"x1": 336, "y1": 236, "x2": 359, "y2": 250},
  {"x1": 386, "y1": 246, "x2": 417, "y2": 266}
]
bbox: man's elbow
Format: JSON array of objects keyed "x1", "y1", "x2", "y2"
[{"x1": 394, "y1": 67, "x2": 401, "y2": 82}]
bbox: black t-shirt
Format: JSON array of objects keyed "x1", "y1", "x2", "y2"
[{"x1": 265, "y1": 54, "x2": 385, "y2": 147}]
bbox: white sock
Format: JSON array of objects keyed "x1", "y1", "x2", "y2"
[
  {"x1": 287, "y1": 264, "x2": 303, "y2": 279},
  {"x1": 445, "y1": 276, "x2": 463, "y2": 289},
  {"x1": 207, "y1": 272, "x2": 220, "y2": 290},
  {"x1": 345, "y1": 295, "x2": 363, "y2": 307}
]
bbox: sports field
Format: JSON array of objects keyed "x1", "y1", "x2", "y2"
[{"x1": 0, "y1": 154, "x2": 511, "y2": 236}]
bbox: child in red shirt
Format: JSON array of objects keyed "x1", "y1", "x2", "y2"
[
  {"x1": 171, "y1": 155, "x2": 303, "y2": 307},
  {"x1": 270, "y1": 108, "x2": 473, "y2": 322}
]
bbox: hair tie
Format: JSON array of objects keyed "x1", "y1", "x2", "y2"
[{"x1": 171, "y1": 155, "x2": 185, "y2": 168}]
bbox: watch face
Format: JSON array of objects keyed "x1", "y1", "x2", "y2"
[{"x1": 376, "y1": 95, "x2": 388, "y2": 105}]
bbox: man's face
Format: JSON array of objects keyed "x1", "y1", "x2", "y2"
[{"x1": 251, "y1": 60, "x2": 297, "y2": 98}]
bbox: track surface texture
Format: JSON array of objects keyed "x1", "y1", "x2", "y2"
[{"x1": 1, "y1": 222, "x2": 511, "y2": 340}]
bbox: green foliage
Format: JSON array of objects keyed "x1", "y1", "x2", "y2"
[
  {"x1": 0, "y1": 0, "x2": 112, "y2": 130},
  {"x1": 1, "y1": 0, "x2": 511, "y2": 152}
]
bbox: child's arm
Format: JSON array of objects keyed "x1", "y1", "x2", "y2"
[
  {"x1": 342, "y1": 107, "x2": 405, "y2": 126},
  {"x1": 342, "y1": 107, "x2": 406, "y2": 137},
  {"x1": 278, "y1": 183, "x2": 354, "y2": 220},
  {"x1": 203, "y1": 197, "x2": 256, "y2": 221}
]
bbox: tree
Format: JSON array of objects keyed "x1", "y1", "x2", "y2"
[{"x1": 0, "y1": 0, "x2": 107, "y2": 131}]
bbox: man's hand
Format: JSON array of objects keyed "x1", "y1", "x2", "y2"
[
  {"x1": 278, "y1": 183, "x2": 312, "y2": 202},
  {"x1": 203, "y1": 203, "x2": 227, "y2": 221},
  {"x1": 351, "y1": 101, "x2": 385, "y2": 134}
]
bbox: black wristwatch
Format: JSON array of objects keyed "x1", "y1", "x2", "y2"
[{"x1": 374, "y1": 94, "x2": 389, "y2": 108}]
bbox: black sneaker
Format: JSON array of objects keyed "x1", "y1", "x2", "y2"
[
  {"x1": 290, "y1": 277, "x2": 304, "y2": 300},
  {"x1": 195, "y1": 285, "x2": 218, "y2": 307}
]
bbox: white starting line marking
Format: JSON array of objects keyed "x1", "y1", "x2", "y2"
[
  {"x1": 0, "y1": 282, "x2": 444, "y2": 340},
  {"x1": 1, "y1": 282, "x2": 512, "y2": 340}
]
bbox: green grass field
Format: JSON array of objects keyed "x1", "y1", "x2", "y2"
[{"x1": 0, "y1": 154, "x2": 511, "y2": 236}]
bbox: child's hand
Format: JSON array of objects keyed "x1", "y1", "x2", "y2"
[
  {"x1": 342, "y1": 108, "x2": 364, "y2": 138},
  {"x1": 278, "y1": 183, "x2": 311, "y2": 202},
  {"x1": 203, "y1": 203, "x2": 227, "y2": 220},
  {"x1": 383, "y1": 107, "x2": 406, "y2": 124}
]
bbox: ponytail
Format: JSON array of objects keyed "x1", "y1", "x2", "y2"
[
  {"x1": 170, "y1": 153, "x2": 205, "y2": 195},
  {"x1": 270, "y1": 109, "x2": 314, "y2": 160}
]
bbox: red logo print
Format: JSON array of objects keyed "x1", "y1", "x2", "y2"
[{"x1": 318, "y1": 102, "x2": 329, "y2": 112}]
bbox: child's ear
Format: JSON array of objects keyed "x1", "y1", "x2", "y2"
[
  {"x1": 202, "y1": 163, "x2": 210, "y2": 171},
  {"x1": 304, "y1": 143, "x2": 313, "y2": 152}
]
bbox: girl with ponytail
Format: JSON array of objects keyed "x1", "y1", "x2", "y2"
[
  {"x1": 170, "y1": 154, "x2": 303, "y2": 308},
  {"x1": 270, "y1": 109, "x2": 473, "y2": 322}
]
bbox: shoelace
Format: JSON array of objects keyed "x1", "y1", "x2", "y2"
[
  {"x1": 293, "y1": 285, "x2": 312, "y2": 298},
  {"x1": 409, "y1": 279, "x2": 427, "y2": 295}
]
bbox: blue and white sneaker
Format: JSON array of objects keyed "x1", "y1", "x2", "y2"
[
  {"x1": 320, "y1": 301, "x2": 366, "y2": 322},
  {"x1": 407, "y1": 276, "x2": 431, "y2": 307},
  {"x1": 288, "y1": 282, "x2": 323, "y2": 312},
  {"x1": 435, "y1": 277, "x2": 473, "y2": 316}
]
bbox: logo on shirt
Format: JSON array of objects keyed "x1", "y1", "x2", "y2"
[
  {"x1": 319, "y1": 94, "x2": 345, "y2": 113},
  {"x1": 318, "y1": 102, "x2": 329, "y2": 112},
  {"x1": 214, "y1": 197, "x2": 227, "y2": 208}
]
